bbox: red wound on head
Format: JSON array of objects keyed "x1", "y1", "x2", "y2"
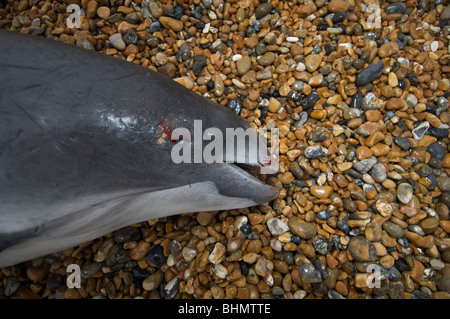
[{"x1": 157, "y1": 118, "x2": 179, "y2": 143}]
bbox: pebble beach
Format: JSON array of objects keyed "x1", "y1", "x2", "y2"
[{"x1": 1, "y1": 0, "x2": 450, "y2": 299}]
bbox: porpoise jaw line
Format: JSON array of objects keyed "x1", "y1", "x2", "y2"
[{"x1": 0, "y1": 30, "x2": 279, "y2": 267}]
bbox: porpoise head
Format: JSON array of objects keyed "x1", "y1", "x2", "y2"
[{"x1": 0, "y1": 30, "x2": 279, "y2": 267}]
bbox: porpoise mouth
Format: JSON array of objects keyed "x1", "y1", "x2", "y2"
[{"x1": 228, "y1": 160, "x2": 280, "y2": 204}]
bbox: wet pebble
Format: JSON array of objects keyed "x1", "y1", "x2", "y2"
[
  {"x1": 267, "y1": 218, "x2": 289, "y2": 236},
  {"x1": 397, "y1": 183, "x2": 413, "y2": 204},
  {"x1": 147, "y1": 245, "x2": 165, "y2": 266},
  {"x1": 356, "y1": 60, "x2": 384, "y2": 86},
  {"x1": 348, "y1": 236, "x2": 377, "y2": 262},
  {"x1": 298, "y1": 263, "x2": 322, "y2": 283},
  {"x1": 288, "y1": 217, "x2": 317, "y2": 239}
]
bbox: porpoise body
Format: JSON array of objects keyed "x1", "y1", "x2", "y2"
[{"x1": 0, "y1": 30, "x2": 278, "y2": 267}]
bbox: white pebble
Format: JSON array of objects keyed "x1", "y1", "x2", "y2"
[
  {"x1": 286, "y1": 36, "x2": 299, "y2": 42},
  {"x1": 266, "y1": 217, "x2": 289, "y2": 236},
  {"x1": 232, "y1": 54, "x2": 243, "y2": 62},
  {"x1": 431, "y1": 41, "x2": 439, "y2": 52},
  {"x1": 397, "y1": 57, "x2": 410, "y2": 66},
  {"x1": 202, "y1": 22, "x2": 210, "y2": 33},
  {"x1": 296, "y1": 62, "x2": 306, "y2": 72},
  {"x1": 208, "y1": 10, "x2": 217, "y2": 20}
]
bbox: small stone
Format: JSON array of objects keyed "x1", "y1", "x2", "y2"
[
  {"x1": 4, "y1": 277, "x2": 20, "y2": 297},
  {"x1": 388, "y1": 72, "x2": 398, "y2": 87},
  {"x1": 174, "y1": 76, "x2": 194, "y2": 90},
  {"x1": 378, "y1": 42, "x2": 399, "y2": 58},
  {"x1": 236, "y1": 56, "x2": 251, "y2": 75},
  {"x1": 427, "y1": 143, "x2": 446, "y2": 160},
  {"x1": 97, "y1": 6, "x2": 111, "y2": 19},
  {"x1": 419, "y1": 218, "x2": 439, "y2": 235},
  {"x1": 159, "y1": 16, "x2": 183, "y2": 32},
  {"x1": 385, "y1": 2, "x2": 406, "y2": 14},
  {"x1": 382, "y1": 221, "x2": 404, "y2": 239},
  {"x1": 441, "y1": 4, "x2": 450, "y2": 20},
  {"x1": 259, "y1": 52, "x2": 276, "y2": 66},
  {"x1": 255, "y1": 2, "x2": 272, "y2": 19},
  {"x1": 130, "y1": 241, "x2": 150, "y2": 260},
  {"x1": 356, "y1": 60, "x2": 384, "y2": 86},
  {"x1": 412, "y1": 122, "x2": 430, "y2": 140},
  {"x1": 123, "y1": 30, "x2": 139, "y2": 45},
  {"x1": 149, "y1": 2, "x2": 163, "y2": 18},
  {"x1": 302, "y1": 91, "x2": 319, "y2": 110},
  {"x1": 299, "y1": 263, "x2": 322, "y2": 283},
  {"x1": 437, "y1": 267, "x2": 450, "y2": 293},
  {"x1": 310, "y1": 185, "x2": 333, "y2": 198},
  {"x1": 142, "y1": 270, "x2": 164, "y2": 291},
  {"x1": 353, "y1": 156, "x2": 377, "y2": 173},
  {"x1": 209, "y1": 243, "x2": 226, "y2": 264},
  {"x1": 147, "y1": 245, "x2": 165, "y2": 266},
  {"x1": 370, "y1": 163, "x2": 387, "y2": 183},
  {"x1": 439, "y1": 176, "x2": 450, "y2": 192},
  {"x1": 312, "y1": 236, "x2": 331, "y2": 255},
  {"x1": 149, "y1": 22, "x2": 161, "y2": 33},
  {"x1": 308, "y1": 74, "x2": 323, "y2": 87},
  {"x1": 376, "y1": 198, "x2": 393, "y2": 218},
  {"x1": 288, "y1": 217, "x2": 317, "y2": 239},
  {"x1": 386, "y1": 97, "x2": 407, "y2": 110},
  {"x1": 182, "y1": 247, "x2": 198, "y2": 262},
  {"x1": 405, "y1": 94, "x2": 418, "y2": 108},
  {"x1": 397, "y1": 183, "x2": 413, "y2": 204},
  {"x1": 26, "y1": 267, "x2": 47, "y2": 282},
  {"x1": 268, "y1": 97, "x2": 281, "y2": 113},
  {"x1": 305, "y1": 54, "x2": 322, "y2": 73},
  {"x1": 327, "y1": 0, "x2": 350, "y2": 12},
  {"x1": 365, "y1": 222, "x2": 382, "y2": 241},
  {"x1": 394, "y1": 137, "x2": 411, "y2": 150},
  {"x1": 267, "y1": 218, "x2": 289, "y2": 236},
  {"x1": 158, "y1": 63, "x2": 177, "y2": 78},
  {"x1": 192, "y1": 55, "x2": 207, "y2": 76},
  {"x1": 109, "y1": 33, "x2": 126, "y2": 50},
  {"x1": 348, "y1": 236, "x2": 377, "y2": 262},
  {"x1": 304, "y1": 145, "x2": 330, "y2": 159},
  {"x1": 256, "y1": 68, "x2": 273, "y2": 80}
]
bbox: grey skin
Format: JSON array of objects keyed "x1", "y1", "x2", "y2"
[{"x1": 0, "y1": 30, "x2": 279, "y2": 267}]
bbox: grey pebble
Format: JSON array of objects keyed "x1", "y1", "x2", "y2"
[
  {"x1": 304, "y1": 145, "x2": 330, "y2": 159},
  {"x1": 370, "y1": 163, "x2": 387, "y2": 183},
  {"x1": 356, "y1": 60, "x2": 384, "y2": 86},
  {"x1": 397, "y1": 183, "x2": 413, "y2": 204},
  {"x1": 412, "y1": 122, "x2": 430, "y2": 140},
  {"x1": 353, "y1": 156, "x2": 377, "y2": 173},
  {"x1": 299, "y1": 263, "x2": 322, "y2": 283}
]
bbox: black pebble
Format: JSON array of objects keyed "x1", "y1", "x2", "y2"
[
  {"x1": 240, "y1": 223, "x2": 252, "y2": 235},
  {"x1": 302, "y1": 91, "x2": 319, "y2": 111},
  {"x1": 350, "y1": 92, "x2": 363, "y2": 108},
  {"x1": 227, "y1": 97, "x2": 243, "y2": 115},
  {"x1": 147, "y1": 245, "x2": 166, "y2": 266},
  {"x1": 356, "y1": 60, "x2": 384, "y2": 86},
  {"x1": 332, "y1": 11, "x2": 348, "y2": 23},
  {"x1": 394, "y1": 258, "x2": 411, "y2": 272},
  {"x1": 394, "y1": 137, "x2": 411, "y2": 150},
  {"x1": 385, "y1": 2, "x2": 406, "y2": 14},
  {"x1": 427, "y1": 142, "x2": 446, "y2": 160},
  {"x1": 192, "y1": 55, "x2": 207, "y2": 76},
  {"x1": 240, "y1": 261, "x2": 250, "y2": 275},
  {"x1": 427, "y1": 127, "x2": 449, "y2": 140}
]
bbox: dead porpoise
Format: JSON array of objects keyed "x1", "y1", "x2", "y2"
[{"x1": 0, "y1": 30, "x2": 279, "y2": 267}]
